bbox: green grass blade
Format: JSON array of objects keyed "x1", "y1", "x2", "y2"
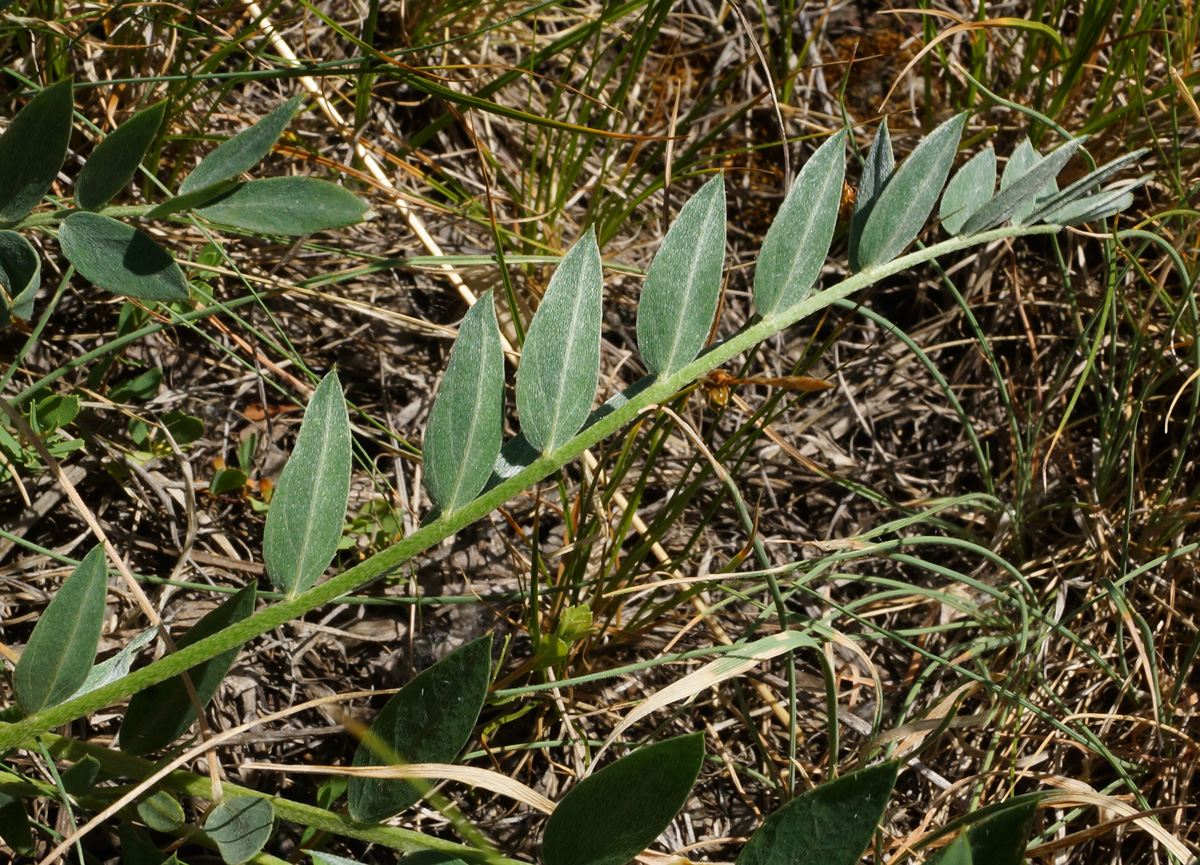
[
  {"x1": 0, "y1": 78, "x2": 74, "y2": 223},
  {"x1": 13, "y1": 544, "x2": 108, "y2": 714},
  {"x1": 516, "y1": 227, "x2": 603, "y2": 453},
  {"x1": 76, "y1": 101, "x2": 167, "y2": 211},
  {"x1": 637, "y1": 172, "x2": 726, "y2": 376},
  {"x1": 179, "y1": 95, "x2": 301, "y2": 195},
  {"x1": 754, "y1": 130, "x2": 845, "y2": 318},
  {"x1": 263, "y1": 369, "x2": 352, "y2": 597},
  {"x1": 423, "y1": 291, "x2": 505, "y2": 512},
  {"x1": 58, "y1": 211, "x2": 190, "y2": 301}
]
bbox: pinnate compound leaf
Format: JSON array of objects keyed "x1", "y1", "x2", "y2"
[
  {"x1": 13, "y1": 544, "x2": 108, "y2": 714},
  {"x1": 0, "y1": 229, "x2": 41, "y2": 324},
  {"x1": 856, "y1": 113, "x2": 967, "y2": 271},
  {"x1": 848, "y1": 117, "x2": 893, "y2": 272},
  {"x1": 961, "y1": 137, "x2": 1086, "y2": 234},
  {"x1": 423, "y1": 291, "x2": 504, "y2": 513},
  {"x1": 76, "y1": 102, "x2": 167, "y2": 210},
  {"x1": 195, "y1": 177, "x2": 369, "y2": 236},
  {"x1": 636, "y1": 172, "x2": 726, "y2": 377},
  {"x1": 754, "y1": 129, "x2": 845, "y2": 318},
  {"x1": 543, "y1": 733, "x2": 705, "y2": 865},
  {"x1": 940, "y1": 147, "x2": 996, "y2": 235},
  {"x1": 263, "y1": 369, "x2": 351, "y2": 597},
  {"x1": 0, "y1": 792, "x2": 34, "y2": 858},
  {"x1": 59, "y1": 212, "x2": 189, "y2": 301},
  {"x1": 927, "y1": 800, "x2": 1037, "y2": 865},
  {"x1": 119, "y1": 584, "x2": 257, "y2": 755},
  {"x1": 1026, "y1": 148, "x2": 1149, "y2": 224},
  {"x1": 0, "y1": 78, "x2": 74, "y2": 223},
  {"x1": 737, "y1": 762, "x2": 898, "y2": 865},
  {"x1": 179, "y1": 96, "x2": 302, "y2": 195},
  {"x1": 205, "y1": 796, "x2": 275, "y2": 865},
  {"x1": 348, "y1": 634, "x2": 493, "y2": 822},
  {"x1": 137, "y1": 790, "x2": 185, "y2": 832},
  {"x1": 517, "y1": 227, "x2": 603, "y2": 453}
]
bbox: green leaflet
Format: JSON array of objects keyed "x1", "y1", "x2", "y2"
[
  {"x1": 940, "y1": 147, "x2": 996, "y2": 236},
  {"x1": 736, "y1": 762, "x2": 899, "y2": 865},
  {"x1": 0, "y1": 78, "x2": 74, "y2": 224},
  {"x1": 927, "y1": 800, "x2": 1038, "y2": 865},
  {"x1": 194, "y1": 177, "x2": 370, "y2": 236},
  {"x1": 848, "y1": 117, "x2": 893, "y2": 272},
  {"x1": 58, "y1": 211, "x2": 190, "y2": 302},
  {"x1": 144, "y1": 179, "x2": 241, "y2": 220},
  {"x1": 423, "y1": 291, "x2": 504, "y2": 513},
  {"x1": 205, "y1": 796, "x2": 275, "y2": 865},
  {"x1": 347, "y1": 634, "x2": 492, "y2": 823},
  {"x1": 118, "y1": 584, "x2": 257, "y2": 755},
  {"x1": 754, "y1": 130, "x2": 845, "y2": 318},
  {"x1": 516, "y1": 227, "x2": 603, "y2": 453},
  {"x1": 961, "y1": 137, "x2": 1086, "y2": 234},
  {"x1": 137, "y1": 790, "x2": 185, "y2": 832},
  {"x1": 542, "y1": 733, "x2": 705, "y2": 865},
  {"x1": 74, "y1": 626, "x2": 156, "y2": 698},
  {"x1": 0, "y1": 792, "x2": 33, "y2": 858},
  {"x1": 263, "y1": 369, "x2": 351, "y2": 597},
  {"x1": 0, "y1": 229, "x2": 41, "y2": 324},
  {"x1": 13, "y1": 544, "x2": 109, "y2": 714},
  {"x1": 855, "y1": 113, "x2": 967, "y2": 272},
  {"x1": 1041, "y1": 182, "x2": 1144, "y2": 226},
  {"x1": 637, "y1": 172, "x2": 726, "y2": 377},
  {"x1": 936, "y1": 835, "x2": 974, "y2": 865},
  {"x1": 998, "y1": 138, "x2": 1055, "y2": 224},
  {"x1": 60, "y1": 755, "x2": 102, "y2": 798},
  {"x1": 179, "y1": 96, "x2": 302, "y2": 195},
  {"x1": 312, "y1": 854, "x2": 373, "y2": 865},
  {"x1": 1026, "y1": 148, "x2": 1149, "y2": 224},
  {"x1": 76, "y1": 101, "x2": 167, "y2": 210}
]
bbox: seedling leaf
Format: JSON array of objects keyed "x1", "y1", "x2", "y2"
[
  {"x1": 940, "y1": 147, "x2": 996, "y2": 235},
  {"x1": 637, "y1": 172, "x2": 726, "y2": 376},
  {"x1": 542, "y1": 733, "x2": 705, "y2": 865},
  {"x1": 755, "y1": 129, "x2": 845, "y2": 317},
  {"x1": 348, "y1": 634, "x2": 492, "y2": 822},
  {"x1": 856, "y1": 113, "x2": 966, "y2": 271},
  {"x1": 0, "y1": 78, "x2": 74, "y2": 223},
  {"x1": 195, "y1": 177, "x2": 369, "y2": 236},
  {"x1": 76, "y1": 101, "x2": 167, "y2": 210},
  {"x1": 13, "y1": 544, "x2": 108, "y2": 714},
  {"x1": 119, "y1": 584, "x2": 257, "y2": 755},
  {"x1": 205, "y1": 796, "x2": 275, "y2": 865},
  {"x1": 59, "y1": 212, "x2": 190, "y2": 301},
  {"x1": 423, "y1": 291, "x2": 504, "y2": 512},
  {"x1": 848, "y1": 117, "x2": 893, "y2": 272},
  {"x1": 737, "y1": 762, "x2": 899, "y2": 865},
  {"x1": 516, "y1": 227, "x2": 603, "y2": 453},
  {"x1": 263, "y1": 369, "x2": 351, "y2": 597},
  {"x1": 180, "y1": 96, "x2": 301, "y2": 195},
  {"x1": 961, "y1": 137, "x2": 1086, "y2": 234},
  {"x1": 0, "y1": 229, "x2": 41, "y2": 324}
]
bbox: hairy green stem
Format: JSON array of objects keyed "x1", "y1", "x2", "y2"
[{"x1": 0, "y1": 224, "x2": 1061, "y2": 753}]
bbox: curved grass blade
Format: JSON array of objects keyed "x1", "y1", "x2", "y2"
[
  {"x1": 205, "y1": 796, "x2": 275, "y2": 865},
  {"x1": 263, "y1": 369, "x2": 351, "y2": 597},
  {"x1": 939, "y1": 146, "x2": 996, "y2": 236},
  {"x1": 1025, "y1": 148, "x2": 1149, "y2": 225},
  {"x1": 961, "y1": 136, "x2": 1086, "y2": 234},
  {"x1": 423, "y1": 291, "x2": 504, "y2": 513},
  {"x1": 0, "y1": 229, "x2": 41, "y2": 324},
  {"x1": 856, "y1": 113, "x2": 967, "y2": 271},
  {"x1": 58, "y1": 211, "x2": 189, "y2": 302},
  {"x1": 0, "y1": 78, "x2": 74, "y2": 223},
  {"x1": 848, "y1": 117, "x2": 893, "y2": 272},
  {"x1": 543, "y1": 733, "x2": 705, "y2": 865},
  {"x1": 737, "y1": 762, "x2": 899, "y2": 865},
  {"x1": 754, "y1": 130, "x2": 845, "y2": 318},
  {"x1": 195, "y1": 177, "x2": 369, "y2": 236},
  {"x1": 516, "y1": 227, "x2": 603, "y2": 453},
  {"x1": 179, "y1": 96, "x2": 301, "y2": 195},
  {"x1": 76, "y1": 101, "x2": 167, "y2": 211},
  {"x1": 637, "y1": 172, "x2": 725, "y2": 377},
  {"x1": 118, "y1": 584, "x2": 257, "y2": 755},
  {"x1": 348, "y1": 634, "x2": 493, "y2": 823},
  {"x1": 13, "y1": 544, "x2": 108, "y2": 714}
]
